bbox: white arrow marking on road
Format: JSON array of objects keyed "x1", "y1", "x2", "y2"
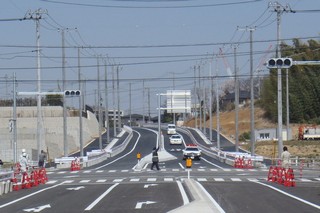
[
  {"x1": 23, "y1": 204, "x2": 51, "y2": 212},
  {"x1": 144, "y1": 184, "x2": 158, "y2": 188},
  {"x1": 66, "y1": 186, "x2": 85, "y2": 190},
  {"x1": 135, "y1": 201, "x2": 157, "y2": 209}
]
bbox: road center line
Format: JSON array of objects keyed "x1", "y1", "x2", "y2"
[{"x1": 84, "y1": 183, "x2": 119, "y2": 211}]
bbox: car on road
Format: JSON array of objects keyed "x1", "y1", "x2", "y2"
[
  {"x1": 183, "y1": 144, "x2": 201, "y2": 160},
  {"x1": 169, "y1": 134, "x2": 183, "y2": 145},
  {"x1": 167, "y1": 124, "x2": 176, "y2": 135}
]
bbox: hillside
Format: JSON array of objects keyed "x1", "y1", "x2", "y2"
[{"x1": 185, "y1": 107, "x2": 320, "y2": 159}]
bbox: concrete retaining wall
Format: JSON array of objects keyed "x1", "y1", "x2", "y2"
[{"x1": 0, "y1": 106, "x2": 99, "y2": 161}]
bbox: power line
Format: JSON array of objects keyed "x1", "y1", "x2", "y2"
[{"x1": 40, "y1": 0, "x2": 263, "y2": 9}]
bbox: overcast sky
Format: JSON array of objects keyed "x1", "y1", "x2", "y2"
[{"x1": 1, "y1": 0, "x2": 319, "y2": 116}]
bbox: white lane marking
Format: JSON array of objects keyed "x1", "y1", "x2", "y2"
[
  {"x1": 70, "y1": 171, "x2": 79, "y2": 174},
  {"x1": 109, "y1": 170, "x2": 116, "y2": 173},
  {"x1": 121, "y1": 170, "x2": 129, "y2": 172},
  {"x1": 130, "y1": 178, "x2": 140, "y2": 182},
  {"x1": 79, "y1": 180, "x2": 90, "y2": 183},
  {"x1": 247, "y1": 178, "x2": 259, "y2": 182},
  {"x1": 96, "y1": 170, "x2": 103, "y2": 173},
  {"x1": 299, "y1": 178, "x2": 312, "y2": 182},
  {"x1": 178, "y1": 163, "x2": 184, "y2": 169},
  {"x1": 84, "y1": 183, "x2": 119, "y2": 211},
  {"x1": 231, "y1": 178, "x2": 242, "y2": 182},
  {"x1": 214, "y1": 178, "x2": 225, "y2": 182},
  {"x1": 147, "y1": 178, "x2": 157, "y2": 182},
  {"x1": 95, "y1": 130, "x2": 141, "y2": 170},
  {"x1": 0, "y1": 181, "x2": 67, "y2": 208},
  {"x1": 164, "y1": 178, "x2": 174, "y2": 182},
  {"x1": 200, "y1": 157, "x2": 224, "y2": 169},
  {"x1": 135, "y1": 201, "x2": 156, "y2": 209},
  {"x1": 45, "y1": 180, "x2": 58, "y2": 184},
  {"x1": 254, "y1": 181, "x2": 320, "y2": 210},
  {"x1": 66, "y1": 186, "x2": 85, "y2": 191},
  {"x1": 176, "y1": 180, "x2": 189, "y2": 205},
  {"x1": 83, "y1": 170, "x2": 91, "y2": 173},
  {"x1": 144, "y1": 184, "x2": 158, "y2": 188},
  {"x1": 23, "y1": 204, "x2": 51, "y2": 212},
  {"x1": 197, "y1": 178, "x2": 207, "y2": 182},
  {"x1": 196, "y1": 181, "x2": 226, "y2": 213}
]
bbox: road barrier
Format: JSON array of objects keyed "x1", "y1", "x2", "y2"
[
  {"x1": 234, "y1": 157, "x2": 253, "y2": 169},
  {"x1": 267, "y1": 166, "x2": 295, "y2": 187},
  {"x1": 71, "y1": 158, "x2": 81, "y2": 171},
  {"x1": 11, "y1": 163, "x2": 48, "y2": 191}
]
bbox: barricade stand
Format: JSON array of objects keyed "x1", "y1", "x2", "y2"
[
  {"x1": 71, "y1": 159, "x2": 81, "y2": 171},
  {"x1": 21, "y1": 172, "x2": 31, "y2": 189},
  {"x1": 284, "y1": 168, "x2": 296, "y2": 187},
  {"x1": 267, "y1": 166, "x2": 296, "y2": 187},
  {"x1": 39, "y1": 168, "x2": 48, "y2": 184}
]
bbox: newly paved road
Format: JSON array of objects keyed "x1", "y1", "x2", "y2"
[{"x1": 0, "y1": 127, "x2": 319, "y2": 213}]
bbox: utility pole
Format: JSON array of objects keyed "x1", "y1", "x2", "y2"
[
  {"x1": 117, "y1": 66, "x2": 121, "y2": 130},
  {"x1": 78, "y1": 48, "x2": 84, "y2": 157},
  {"x1": 215, "y1": 57, "x2": 221, "y2": 150},
  {"x1": 148, "y1": 88, "x2": 151, "y2": 122},
  {"x1": 112, "y1": 65, "x2": 116, "y2": 136},
  {"x1": 238, "y1": 26, "x2": 256, "y2": 156},
  {"x1": 13, "y1": 73, "x2": 17, "y2": 162},
  {"x1": 142, "y1": 80, "x2": 145, "y2": 124},
  {"x1": 129, "y1": 83, "x2": 132, "y2": 127},
  {"x1": 61, "y1": 29, "x2": 68, "y2": 157},
  {"x1": 209, "y1": 59, "x2": 213, "y2": 141},
  {"x1": 234, "y1": 45, "x2": 239, "y2": 152},
  {"x1": 25, "y1": 9, "x2": 47, "y2": 160},
  {"x1": 194, "y1": 66, "x2": 198, "y2": 129},
  {"x1": 198, "y1": 65, "x2": 202, "y2": 131},
  {"x1": 97, "y1": 57, "x2": 102, "y2": 150},
  {"x1": 270, "y1": 2, "x2": 294, "y2": 158},
  {"x1": 104, "y1": 60, "x2": 110, "y2": 144}
]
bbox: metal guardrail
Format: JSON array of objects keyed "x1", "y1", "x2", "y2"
[{"x1": 0, "y1": 169, "x2": 13, "y2": 182}]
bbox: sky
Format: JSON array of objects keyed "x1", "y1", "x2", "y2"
[{"x1": 0, "y1": 0, "x2": 320, "y2": 117}]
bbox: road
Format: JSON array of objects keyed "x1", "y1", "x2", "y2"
[{"x1": 0, "y1": 127, "x2": 319, "y2": 213}]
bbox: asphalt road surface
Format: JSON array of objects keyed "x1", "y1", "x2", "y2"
[{"x1": 0, "y1": 126, "x2": 319, "y2": 213}]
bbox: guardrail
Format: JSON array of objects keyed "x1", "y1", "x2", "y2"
[
  {"x1": 0, "y1": 169, "x2": 14, "y2": 195},
  {"x1": 54, "y1": 126, "x2": 134, "y2": 169},
  {"x1": 179, "y1": 127, "x2": 265, "y2": 168}
]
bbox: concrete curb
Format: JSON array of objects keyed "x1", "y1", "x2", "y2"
[{"x1": 168, "y1": 179, "x2": 225, "y2": 213}]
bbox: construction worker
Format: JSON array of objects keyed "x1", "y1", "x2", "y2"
[
  {"x1": 150, "y1": 147, "x2": 160, "y2": 171},
  {"x1": 19, "y1": 152, "x2": 29, "y2": 174},
  {"x1": 38, "y1": 150, "x2": 46, "y2": 168},
  {"x1": 281, "y1": 146, "x2": 291, "y2": 169}
]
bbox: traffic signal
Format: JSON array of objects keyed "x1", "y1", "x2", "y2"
[
  {"x1": 266, "y1": 58, "x2": 293, "y2": 69},
  {"x1": 64, "y1": 90, "x2": 81, "y2": 96}
]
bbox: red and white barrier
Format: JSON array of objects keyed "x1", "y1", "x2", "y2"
[{"x1": 267, "y1": 166, "x2": 295, "y2": 187}]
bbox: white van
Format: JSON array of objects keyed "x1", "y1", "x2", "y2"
[{"x1": 167, "y1": 124, "x2": 176, "y2": 135}]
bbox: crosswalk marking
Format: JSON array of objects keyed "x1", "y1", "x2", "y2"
[
  {"x1": 97, "y1": 179, "x2": 107, "y2": 183},
  {"x1": 96, "y1": 170, "x2": 104, "y2": 173},
  {"x1": 113, "y1": 179, "x2": 124, "y2": 182},
  {"x1": 197, "y1": 169, "x2": 205, "y2": 172},
  {"x1": 83, "y1": 170, "x2": 91, "y2": 173},
  {"x1": 299, "y1": 178, "x2": 312, "y2": 182},
  {"x1": 210, "y1": 169, "x2": 218, "y2": 172},
  {"x1": 109, "y1": 170, "x2": 116, "y2": 173},
  {"x1": 121, "y1": 170, "x2": 129, "y2": 172},
  {"x1": 43, "y1": 176, "x2": 320, "y2": 185}
]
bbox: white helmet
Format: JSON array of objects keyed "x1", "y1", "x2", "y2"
[{"x1": 22, "y1": 152, "x2": 27, "y2": 157}]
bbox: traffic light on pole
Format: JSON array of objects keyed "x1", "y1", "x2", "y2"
[
  {"x1": 266, "y1": 58, "x2": 293, "y2": 69},
  {"x1": 64, "y1": 90, "x2": 81, "y2": 96}
]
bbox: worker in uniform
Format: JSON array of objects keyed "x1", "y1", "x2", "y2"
[
  {"x1": 19, "y1": 152, "x2": 29, "y2": 174},
  {"x1": 150, "y1": 147, "x2": 160, "y2": 171},
  {"x1": 38, "y1": 150, "x2": 46, "y2": 168},
  {"x1": 281, "y1": 146, "x2": 291, "y2": 169}
]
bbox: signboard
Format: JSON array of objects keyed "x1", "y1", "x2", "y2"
[{"x1": 166, "y1": 90, "x2": 191, "y2": 113}]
